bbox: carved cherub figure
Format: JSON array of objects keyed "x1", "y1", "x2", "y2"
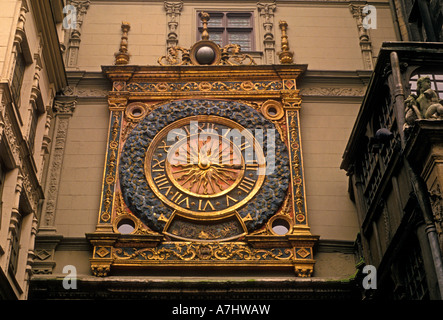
[
  {"x1": 416, "y1": 76, "x2": 443, "y2": 119},
  {"x1": 404, "y1": 93, "x2": 420, "y2": 129},
  {"x1": 404, "y1": 76, "x2": 443, "y2": 128}
]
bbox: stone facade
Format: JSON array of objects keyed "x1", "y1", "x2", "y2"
[{"x1": 0, "y1": 0, "x2": 66, "y2": 299}]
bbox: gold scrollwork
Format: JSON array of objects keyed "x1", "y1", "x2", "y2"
[
  {"x1": 91, "y1": 264, "x2": 111, "y2": 277},
  {"x1": 158, "y1": 46, "x2": 191, "y2": 66},
  {"x1": 288, "y1": 111, "x2": 305, "y2": 223},
  {"x1": 128, "y1": 80, "x2": 282, "y2": 93},
  {"x1": 100, "y1": 113, "x2": 120, "y2": 223},
  {"x1": 113, "y1": 242, "x2": 294, "y2": 262}
]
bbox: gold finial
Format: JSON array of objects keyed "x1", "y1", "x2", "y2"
[
  {"x1": 115, "y1": 22, "x2": 131, "y2": 65},
  {"x1": 199, "y1": 11, "x2": 210, "y2": 41},
  {"x1": 278, "y1": 20, "x2": 294, "y2": 64}
]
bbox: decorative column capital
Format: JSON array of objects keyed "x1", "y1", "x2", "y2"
[
  {"x1": 349, "y1": 2, "x2": 366, "y2": 17},
  {"x1": 257, "y1": 1, "x2": 276, "y2": 18},
  {"x1": 53, "y1": 97, "x2": 77, "y2": 116},
  {"x1": 164, "y1": 1, "x2": 183, "y2": 15},
  {"x1": 68, "y1": 0, "x2": 91, "y2": 31}
]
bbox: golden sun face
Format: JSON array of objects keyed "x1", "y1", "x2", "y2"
[
  {"x1": 144, "y1": 115, "x2": 266, "y2": 220},
  {"x1": 167, "y1": 132, "x2": 244, "y2": 197}
]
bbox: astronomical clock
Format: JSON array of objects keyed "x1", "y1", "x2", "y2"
[{"x1": 87, "y1": 14, "x2": 319, "y2": 277}]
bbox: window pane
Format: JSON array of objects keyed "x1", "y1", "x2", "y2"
[
  {"x1": 11, "y1": 52, "x2": 26, "y2": 106},
  {"x1": 207, "y1": 13, "x2": 223, "y2": 27},
  {"x1": 228, "y1": 32, "x2": 251, "y2": 51},
  {"x1": 208, "y1": 31, "x2": 223, "y2": 47},
  {"x1": 227, "y1": 14, "x2": 251, "y2": 27}
]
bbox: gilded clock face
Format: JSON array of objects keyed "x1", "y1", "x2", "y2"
[
  {"x1": 144, "y1": 115, "x2": 266, "y2": 220},
  {"x1": 119, "y1": 99, "x2": 290, "y2": 239}
]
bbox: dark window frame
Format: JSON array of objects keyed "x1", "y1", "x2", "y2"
[
  {"x1": 11, "y1": 50, "x2": 27, "y2": 108},
  {"x1": 197, "y1": 11, "x2": 255, "y2": 52},
  {"x1": 409, "y1": 70, "x2": 443, "y2": 99}
]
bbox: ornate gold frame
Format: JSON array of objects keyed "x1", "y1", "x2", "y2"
[
  {"x1": 144, "y1": 115, "x2": 266, "y2": 219},
  {"x1": 87, "y1": 63, "x2": 319, "y2": 277}
]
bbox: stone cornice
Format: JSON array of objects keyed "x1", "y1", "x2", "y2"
[{"x1": 30, "y1": 0, "x2": 67, "y2": 90}]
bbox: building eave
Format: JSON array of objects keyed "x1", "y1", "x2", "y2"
[
  {"x1": 31, "y1": 0, "x2": 67, "y2": 92},
  {"x1": 340, "y1": 41, "x2": 443, "y2": 172}
]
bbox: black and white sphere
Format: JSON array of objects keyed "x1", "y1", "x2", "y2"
[{"x1": 195, "y1": 46, "x2": 215, "y2": 65}]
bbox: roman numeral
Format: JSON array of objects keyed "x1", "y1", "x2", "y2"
[
  {"x1": 169, "y1": 191, "x2": 190, "y2": 209},
  {"x1": 238, "y1": 177, "x2": 255, "y2": 193},
  {"x1": 152, "y1": 158, "x2": 165, "y2": 169},
  {"x1": 153, "y1": 174, "x2": 169, "y2": 188},
  {"x1": 226, "y1": 195, "x2": 238, "y2": 206},
  {"x1": 159, "y1": 185, "x2": 172, "y2": 196},
  {"x1": 157, "y1": 140, "x2": 171, "y2": 152},
  {"x1": 222, "y1": 128, "x2": 232, "y2": 137},
  {"x1": 245, "y1": 159, "x2": 260, "y2": 171},
  {"x1": 198, "y1": 199, "x2": 215, "y2": 211}
]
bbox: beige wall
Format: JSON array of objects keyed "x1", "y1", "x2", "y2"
[
  {"x1": 300, "y1": 100, "x2": 360, "y2": 241},
  {"x1": 0, "y1": 0, "x2": 18, "y2": 79},
  {"x1": 75, "y1": 1, "x2": 397, "y2": 71},
  {"x1": 55, "y1": 101, "x2": 109, "y2": 237}
]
